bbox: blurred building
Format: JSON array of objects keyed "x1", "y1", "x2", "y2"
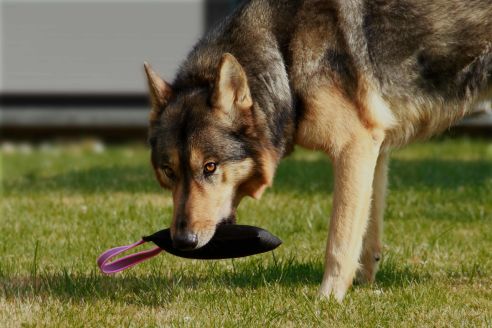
[
  {"x1": 0, "y1": 0, "x2": 490, "y2": 140},
  {"x1": 1, "y1": 0, "x2": 237, "y2": 140}
]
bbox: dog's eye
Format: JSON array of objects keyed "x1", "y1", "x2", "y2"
[
  {"x1": 204, "y1": 162, "x2": 217, "y2": 175},
  {"x1": 162, "y1": 166, "x2": 175, "y2": 180}
]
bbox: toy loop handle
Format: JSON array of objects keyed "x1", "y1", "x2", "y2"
[{"x1": 97, "y1": 240, "x2": 162, "y2": 274}]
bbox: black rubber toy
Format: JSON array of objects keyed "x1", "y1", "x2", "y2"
[{"x1": 143, "y1": 224, "x2": 282, "y2": 259}]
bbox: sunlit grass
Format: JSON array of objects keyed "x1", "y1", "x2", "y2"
[{"x1": 1, "y1": 138, "x2": 491, "y2": 327}]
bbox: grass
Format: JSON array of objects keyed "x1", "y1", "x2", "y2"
[{"x1": 1, "y1": 138, "x2": 491, "y2": 327}]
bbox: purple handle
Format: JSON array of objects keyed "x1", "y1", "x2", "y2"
[{"x1": 97, "y1": 240, "x2": 162, "y2": 274}]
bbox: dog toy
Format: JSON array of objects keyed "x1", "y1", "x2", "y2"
[{"x1": 97, "y1": 225, "x2": 282, "y2": 274}]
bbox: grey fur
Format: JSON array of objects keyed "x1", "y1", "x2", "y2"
[{"x1": 160, "y1": 0, "x2": 491, "y2": 156}]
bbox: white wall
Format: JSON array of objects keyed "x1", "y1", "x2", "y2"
[{"x1": 1, "y1": 0, "x2": 204, "y2": 93}]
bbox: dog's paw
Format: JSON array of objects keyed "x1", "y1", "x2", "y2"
[
  {"x1": 355, "y1": 269, "x2": 374, "y2": 285},
  {"x1": 318, "y1": 275, "x2": 350, "y2": 303},
  {"x1": 356, "y1": 248, "x2": 382, "y2": 284}
]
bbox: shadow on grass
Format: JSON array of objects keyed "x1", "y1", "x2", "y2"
[
  {"x1": 2, "y1": 257, "x2": 432, "y2": 305},
  {"x1": 4, "y1": 156, "x2": 492, "y2": 195},
  {"x1": 375, "y1": 261, "x2": 432, "y2": 288},
  {"x1": 1, "y1": 259, "x2": 322, "y2": 305},
  {"x1": 389, "y1": 158, "x2": 492, "y2": 190},
  {"x1": 275, "y1": 156, "x2": 492, "y2": 193},
  {"x1": 3, "y1": 165, "x2": 160, "y2": 195}
]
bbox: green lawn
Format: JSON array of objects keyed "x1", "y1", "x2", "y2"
[{"x1": 1, "y1": 138, "x2": 491, "y2": 327}]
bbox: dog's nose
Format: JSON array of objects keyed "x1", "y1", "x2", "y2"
[{"x1": 173, "y1": 231, "x2": 198, "y2": 250}]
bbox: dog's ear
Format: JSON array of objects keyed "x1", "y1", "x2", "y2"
[
  {"x1": 144, "y1": 62, "x2": 172, "y2": 124},
  {"x1": 211, "y1": 53, "x2": 253, "y2": 114}
]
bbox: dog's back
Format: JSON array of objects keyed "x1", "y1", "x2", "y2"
[
  {"x1": 362, "y1": 0, "x2": 492, "y2": 98},
  {"x1": 175, "y1": 0, "x2": 491, "y2": 146},
  {"x1": 289, "y1": 0, "x2": 492, "y2": 145},
  {"x1": 364, "y1": 0, "x2": 491, "y2": 144}
]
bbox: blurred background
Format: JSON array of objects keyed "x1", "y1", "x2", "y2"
[
  {"x1": 0, "y1": 0, "x2": 240, "y2": 141},
  {"x1": 0, "y1": 0, "x2": 491, "y2": 142}
]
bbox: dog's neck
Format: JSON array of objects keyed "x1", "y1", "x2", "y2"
[{"x1": 173, "y1": 0, "x2": 299, "y2": 159}]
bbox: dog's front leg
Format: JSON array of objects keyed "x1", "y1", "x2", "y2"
[{"x1": 319, "y1": 135, "x2": 382, "y2": 302}]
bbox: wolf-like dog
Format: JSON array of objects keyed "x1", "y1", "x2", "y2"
[{"x1": 144, "y1": 0, "x2": 492, "y2": 301}]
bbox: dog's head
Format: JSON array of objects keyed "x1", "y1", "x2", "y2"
[{"x1": 145, "y1": 53, "x2": 277, "y2": 250}]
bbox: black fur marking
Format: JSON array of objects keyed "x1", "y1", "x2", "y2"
[
  {"x1": 293, "y1": 95, "x2": 306, "y2": 131},
  {"x1": 148, "y1": 135, "x2": 157, "y2": 149},
  {"x1": 323, "y1": 49, "x2": 358, "y2": 98},
  {"x1": 418, "y1": 47, "x2": 492, "y2": 98},
  {"x1": 416, "y1": 52, "x2": 456, "y2": 95}
]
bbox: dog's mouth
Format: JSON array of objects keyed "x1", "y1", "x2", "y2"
[
  {"x1": 218, "y1": 214, "x2": 237, "y2": 226},
  {"x1": 192, "y1": 214, "x2": 237, "y2": 249}
]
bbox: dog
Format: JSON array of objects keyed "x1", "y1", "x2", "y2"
[{"x1": 143, "y1": 0, "x2": 492, "y2": 301}]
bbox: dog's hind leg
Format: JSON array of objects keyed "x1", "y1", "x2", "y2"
[{"x1": 356, "y1": 152, "x2": 389, "y2": 284}]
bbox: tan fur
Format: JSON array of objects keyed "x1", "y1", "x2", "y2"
[
  {"x1": 320, "y1": 133, "x2": 381, "y2": 302},
  {"x1": 383, "y1": 96, "x2": 470, "y2": 149},
  {"x1": 239, "y1": 150, "x2": 278, "y2": 200},
  {"x1": 153, "y1": 166, "x2": 167, "y2": 188},
  {"x1": 296, "y1": 84, "x2": 389, "y2": 157},
  {"x1": 170, "y1": 156, "x2": 256, "y2": 248},
  {"x1": 212, "y1": 53, "x2": 253, "y2": 114},
  {"x1": 178, "y1": 178, "x2": 229, "y2": 248},
  {"x1": 359, "y1": 85, "x2": 397, "y2": 130},
  {"x1": 297, "y1": 73, "x2": 489, "y2": 301},
  {"x1": 296, "y1": 85, "x2": 387, "y2": 301}
]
